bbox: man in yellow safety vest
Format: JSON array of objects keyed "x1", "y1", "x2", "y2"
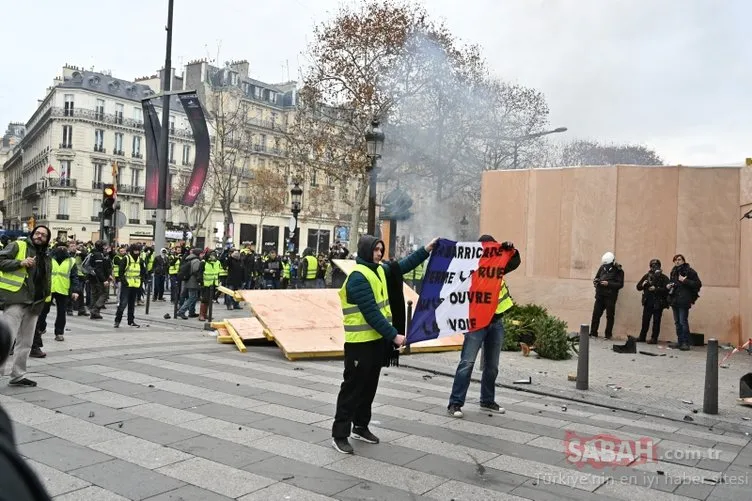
[
  {"x1": 114, "y1": 244, "x2": 145, "y2": 328},
  {"x1": 447, "y1": 235, "x2": 521, "y2": 419},
  {"x1": 331, "y1": 234, "x2": 438, "y2": 454},
  {"x1": 298, "y1": 247, "x2": 318, "y2": 289},
  {"x1": 32, "y1": 241, "x2": 81, "y2": 356},
  {"x1": 0, "y1": 226, "x2": 52, "y2": 387},
  {"x1": 199, "y1": 250, "x2": 220, "y2": 321}
]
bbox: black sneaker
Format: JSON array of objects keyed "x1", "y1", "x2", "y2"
[
  {"x1": 54, "y1": 335, "x2": 64, "y2": 342},
  {"x1": 480, "y1": 402, "x2": 506, "y2": 414},
  {"x1": 447, "y1": 405, "x2": 464, "y2": 418},
  {"x1": 114, "y1": 322, "x2": 120, "y2": 328},
  {"x1": 668, "y1": 342, "x2": 681, "y2": 349},
  {"x1": 128, "y1": 322, "x2": 141, "y2": 328},
  {"x1": 679, "y1": 344, "x2": 691, "y2": 351},
  {"x1": 332, "y1": 437, "x2": 354, "y2": 454},
  {"x1": 352, "y1": 427, "x2": 379, "y2": 444},
  {"x1": 9, "y1": 378, "x2": 37, "y2": 387}
]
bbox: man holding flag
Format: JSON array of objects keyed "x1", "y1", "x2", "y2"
[
  {"x1": 446, "y1": 235, "x2": 520, "y2": 418},
  {"x1": 331, "y1": 234, "x2": 438, "y2": 455}
]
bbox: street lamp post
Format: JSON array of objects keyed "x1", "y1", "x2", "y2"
[
  {"x1": 290, "y1": 180, "x2": 303, "y2": 253},
  {"x1": 459, "y1": 215, "x2": 469, "y2": 241},
  {"x1": 511, "y1": 127, "x2": 568, "y2": 169},
  {"x1": 364, "y1": 120, "x2": 385, "y2": 235}
]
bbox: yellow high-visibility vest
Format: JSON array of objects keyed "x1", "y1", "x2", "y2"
[
  {"x1": 124, "y1": 255, "x2": 142, "y2": 288},
  {"x1": 495, "y1": 281, "x2": 514, "y2": 314},
  {"x1": 51, "y1": 257, "x2": 74, "y2": 295},
  {"x1": 168, "y1": 257, "x2": 181, "y2": 275},
  {"x1": 0, "y1": 241, "x2": 27, "y2": 292},
  {"x1": 403, "y1": 261, "x2": 425, "y2": 281},
  {"x1": 282, "y1": 262, "x2": 290, "y2": 279},
  {"x1": 304, "y1": 255, "x2": 318, "y2": 280},
  {"x1": 112, "y1": 255, "x2": 122, "y2": 278},
  {"x1": 339, "y1": 264, "x2": 392, "y2": 343},
  {"x1": 202, "y1": 261, "x2": 220, "y2": 287},
  {"x1": 218, "y1": 261, "x2": 228, "y2": 277}
]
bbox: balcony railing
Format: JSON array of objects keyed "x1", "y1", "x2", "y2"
[
  {"x1": 113, "y1": 149, "x2": 125, "y2": 157},
  {"x1": 56, "y1": 214, "x2": 70, "y2": 220},
  {"x1": 22, "y1": 182, "x2": 43, "y2": 199},
  {"x1": 237, "y1": 195, "x2": 252, "y2": 205},
  {"x1": 63, "y1": 106, "x2": 75, "y2": 117},
  {"x1": 48, "y1": 107, "x2": 194, "y2": 138},
  {"x1": 132, "y1": 152, "x2": 143, "y2": 159},
  {"x1": 169, "y1": 158, "x2": 176, "y2": 164},
  {"x1": 90, "y1": 215, "x2": 101, "y2": 222},
  {"x1": 93, "y1": 144, "x2": 106, "y2": 153},
  {"x1": 47, "y1": 178, "x2": 77, "y2": 189},
  {"x1": 128, "y1": 218, "x2": 141, "y2": 225},
  {"x1": 118, "y1": 184, "x2": 145, "y2": 195},
  {"x1": 59, "y1": 143, "x2": 73, "y2": 149},
  {"x1": 92, "y1": 180, "x2": 105, "y2": 190}
]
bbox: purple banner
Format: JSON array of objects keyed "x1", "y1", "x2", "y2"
[
  {"x1": 142, "y1": 99, "x2": 163, "y2": 209},
  {"x1": 178, "y1": 93, "x2": 210, "y2": 206}
]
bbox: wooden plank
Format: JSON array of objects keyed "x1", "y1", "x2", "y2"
[
  {"x1": 224, "y1": 322, "x2": 247, "y2": 353},
  {"x1": 227, "y1": 317, "x2": 267, "y2": 341},
  {"x1": 333, "y1": 259, "x2": 419, "y2": 303},
  {"x1": 216, "y1": 326, "x2": 234, "y2": 344}
]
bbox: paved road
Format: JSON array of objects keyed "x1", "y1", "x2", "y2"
[{"x1": 0, "y1": 306, "x2": 751, "y2": 500}]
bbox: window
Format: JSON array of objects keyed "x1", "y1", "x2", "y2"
[
  {"x1": 58, "y1": 194, "x2": 70, "y2": 216},
  {"x1": 130, "y1": 168, "x2": 140, "y2": 188},
  {"x1": 114, "y1": 133, "x2": 123, "y2": 155},
  {"x1": 169, "y1": 115, "x2": 175, "y2": 133},
  {"x1": 94, "y1": 129, "x2": 104, "y2": 152},
  {"x1": 61, "y1": 125, "x2": 73, "y2": 148},
  {"x1": 133, "y1": 107, "x2": 142, "y2": 122},
  {"x1": 92, "y1": 198, "x2": 101, "y2": 217},
  {"x1": 169, "y1": 142, "x2": 175, "y2": 163},
  {"x1": 270, "y1": 92, "x2": 277, "y2": 104},
  {"x1": 260, "y1": 134, "x2": 267, "y2": 150},
  {"x1": 129, "y1": 202, "x2": 140, "y2": 220},
  {"x1": 311, "y1": 170, "x2": 317, "y2": 186},
  {"x1": 60, "y1": 160, "x2": 71, "y2": 183},
  {"x1": 132, "y1": 136, "x2": 141, "y2": 157},
  {"x1": 95, "y1": 99, "x2": 105, "y2": 120},
  {"x1": 271, "y1": 112, "x2": 278, "y2": 128},
  {"x1": 64, "y1": 94, "x2": 74, "y2": 116},
  {"x1": 93, "y1": 163, "x2": 104, "y2": 185},
  {"x1": 115, "y1": 103, "x2": 124, "y2": 124},
  {"x1": 182, "y1": 144, "x2": 191, "y2": 165}
]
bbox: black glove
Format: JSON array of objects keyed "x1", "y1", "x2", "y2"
[{"x1": 501, "y1": 241, "x2": 514, "y2": 250}]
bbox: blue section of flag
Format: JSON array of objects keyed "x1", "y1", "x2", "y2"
[{"x1": 407, "y1": 238, "x2": 457, "y2": 344}]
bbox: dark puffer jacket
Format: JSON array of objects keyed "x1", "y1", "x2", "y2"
[
  {"x1": 669, "y1": 263, "x2": 702, "y2": 309},
  {"x1": 593, "y1": 262, "x2": 624, "y2": 299}
]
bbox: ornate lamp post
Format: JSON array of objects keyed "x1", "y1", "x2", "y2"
[
  {"x1": 290, "y1": 180, "x2": 303, "y2": 252},
  {"x1": 364, "y1": 120, "x2": 385, "y2": 235},
  {"x1": 459, "y1": 215, "x2": 469, "y2": 240}
]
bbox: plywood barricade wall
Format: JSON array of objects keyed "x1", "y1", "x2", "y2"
[
  {"x1": 480, "y1": 164, "x2": 750, "y2": 345},
  {"x1": 229, "y1": 259, "x2": 463, "y2": 360}
]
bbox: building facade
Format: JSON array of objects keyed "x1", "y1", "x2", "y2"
[{"x1": 1, "y1": 62, "x2": 353, "y2": 252}]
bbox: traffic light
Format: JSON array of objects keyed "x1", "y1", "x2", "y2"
[{"x1": 102, "y1": 184, "x2": 116, "y2": 218}]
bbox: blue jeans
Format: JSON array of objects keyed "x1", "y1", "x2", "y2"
[
  {"x1": 448, "y1": 319, "x2": 505, "y2": 407},
  {"x1": 178, "y1": 289, "x2": 199, "y2": 316},
  {"x1": 672, "y1": 306, "x2": 690, "y2": 345}
]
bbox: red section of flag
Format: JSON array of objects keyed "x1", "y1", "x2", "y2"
[
  {"x1": 46, "y1": 165, "x2": 56, "y2": 175},
  {"x1": 466, "y1": 242, "x2": 514, "y2": 332}
]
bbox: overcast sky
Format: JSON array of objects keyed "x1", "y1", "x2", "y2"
[{"x1": 1, "y1": 0, "x2": 748, "y2": 165}]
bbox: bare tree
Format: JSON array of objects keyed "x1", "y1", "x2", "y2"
[
  {"x1": 550, "y1": 140, "x2": 664, "y2": 166},
  {"x1": 243, "y1": 167, "x2": 288, "y2": 249}
]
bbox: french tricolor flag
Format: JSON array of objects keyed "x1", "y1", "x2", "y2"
[{"x1": 408, "y1": 239, "x2": 515, "y2": 343}]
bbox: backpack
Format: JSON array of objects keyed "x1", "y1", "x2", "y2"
[{"x1": 80, "y1": 254, "x2": 95, "y2": 276}]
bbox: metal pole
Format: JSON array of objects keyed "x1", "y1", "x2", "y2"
[
  {"x1": 207, "y1": 285, "x2": 214, "y2": 323},
  {"x1": 404, "y1": 300, "x2": 413, "y2": 355},
  {"x1": 367, "y1": 157, "x2": 377, "y2": 235},
  {"x1": 145, "y1": 277, "x2": 152, "y2": 315},
  {"x1": 576, "y1": 324, "x2": 590, "y2": 390},
  {"x1": 703, "y1": 338, "x2": 718, "y2": 414},
  {"x1": 173, "y1": 279, "x2": 180, "y2": 319},
  {"x1": 154, "y1": 0, "x2": 174, "y2": 255}
]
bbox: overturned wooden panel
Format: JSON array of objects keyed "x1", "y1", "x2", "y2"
[
  {"x1": 235, "y1": 286, "x2": 461, "y2": 360},
  {"x1": 227, "y1": 316, "x2": 267, "y2": 342},
  {"x1": 332, "y1": 259, "x2": 420, "y2": 304},
  {"x1": 409, "y1": 334, "x2": 465, "y2": 353}
]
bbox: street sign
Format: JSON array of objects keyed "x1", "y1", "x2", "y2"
[
  {"x1": 115, "y1": 211, "x2": 127, "y2": 229},
  {"x1": 288, "y1": 216, "x2": 296, "y2": 233}
]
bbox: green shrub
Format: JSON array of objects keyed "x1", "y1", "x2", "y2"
[{"x1": 501, "y1": 303, "x2": 571, "y2": 360}]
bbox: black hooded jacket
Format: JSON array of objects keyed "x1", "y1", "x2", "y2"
[
  {"x1": 344, "y1": 235, "x2": 428, "y2": 342},
  {"x1": 0, "y1": 225, "x2": 52, "y2": 307}
]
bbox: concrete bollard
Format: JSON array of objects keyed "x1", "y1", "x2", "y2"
[
  {"x1": 576, "y1": 324, "x2": 590, "y2": 390},
  {"x1": 703, "y1": 338, "x2": 719, "y2": 414}
]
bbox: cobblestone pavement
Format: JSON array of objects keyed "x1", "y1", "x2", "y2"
[
  {"x1": 402, "y1": 336, "x2": 752, "y2": 431},
  {"x1": 0, "y1": 307, "x2": 750, "y2": 500}
]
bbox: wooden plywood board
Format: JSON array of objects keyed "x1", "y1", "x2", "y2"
[
  {"x1": 332, "y1": 259, "x2": 420, "y2": 304},
  {"x1": 227, "y1": 316, "x2": 267, "y2": 341}
]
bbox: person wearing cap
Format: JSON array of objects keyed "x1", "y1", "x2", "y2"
[
  {"x1": 636, "y1": 259, "x2": 669, "y2": 344},
  {"x1": 590, "y1": 251, "x2": 624, "y2": 339}
]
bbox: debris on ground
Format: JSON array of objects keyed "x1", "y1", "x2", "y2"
[
  {"x1": 567, "y1": 373, "x2": 577, "y2": 382},
  {"x1": 683, "y1": 415, "x2": 694, "y2": 422},
  {"x1": 88, "y1": 411, "x2": 95, "y2": 418},
  {"x1": 513, "y1": 377, "x2": 532, "y2": 385},
  {"x1": 681, "y1": 400, "x2": 694, "y2": 405}
]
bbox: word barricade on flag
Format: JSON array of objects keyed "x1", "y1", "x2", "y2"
[{"x1": 407, "y1": 238, "x2": 516, "y2": 344}]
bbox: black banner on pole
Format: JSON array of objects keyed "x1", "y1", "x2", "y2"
[
  {"x1": 178, "y1": 92, "x2": 210, "y2": 206},
  {"x1": 142, "y1": 99, "x2": 164, "y2": 209}
]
